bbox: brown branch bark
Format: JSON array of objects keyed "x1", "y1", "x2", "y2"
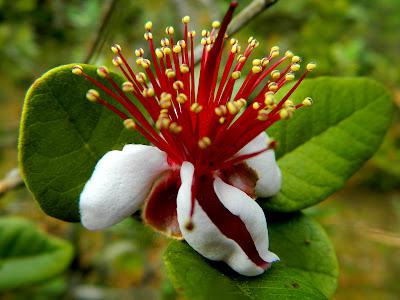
[{"x1": 0, "y1": 168, "x2": 24, "y2": 198}]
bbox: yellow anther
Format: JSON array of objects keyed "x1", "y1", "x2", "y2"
[
  {"x1": 252, "y1": 66, "x2": 262, "y2": 73},
  {"x1": 136, "y1": 72, "x2": 147, "y2": 83},
  {"x1": 279, "y1": 108, "x2": 291, "y2": 120},
  {"x1": 264, "y1": 92, "x2": 275, "y2": 106},
  {"x1": 262, "y1": 58, "x2": 270, "y2": 66},
  {"x1": 136, "y1": 58, "x2": 143, "y2": 65},
  {"x1": 302, "y1": 97, "x2": 313, "y2": 106},
  {"x1": 219, "y1": 117, "x2": 226, "y2": 124},
  {"x1": 285, "y1": 73, "x2": 295, "y2": 81},
  {"x1": 173, "y1": 80, "x2": 184, "y2": 90},
  {"x1": 188, "y1": 30, "x2": 196, "y2": 38},
  {"x1": 292, "y1": 56, "x2": 301, "y2": 63},
  {"x1": 160, "y1": 98, "x2": 172, "y2": 109},
  {"x1": 145, "y1": 21, "x2": 153, "y2": 31},
  {"x1": 144, "y1": 32, "x2": 153, "y2": 40},
  {"x1": 171, "y1": 124, "x2": 183, "y2": 134},
  {"x1": 173, "y1": 45, "x2": 182, "y2": 53},
  {"x1": 135, "y1": 48, "x2": 144, "y2": 57},
  {"x1": 227, "y1": 102, "x2": 239, "y2": 115},
  {"x1": 257, "y1": 110, "x2": 269, "y2": 121},
  {"x1": 122, "y1": 81, "x2": 134, "y2": 92},
  {"x1": 161, "y1": 38, "x2": 170, "y2": 47},
  {"x1": 232, "y1": 71, "x2": 241, "y2": 80},
  {"x1": 72, "y1": 65, "x2": 83, "y2": 75},
  {"x1": 250, "y1": 39, "x2": 258, "y2": 48},
  {"x1": 180, "y1": 64, "x2": 189, "y2": 74},
  {"x1": 86, "y1": 89, "x2": 99, "y2": 102},
  {"x1": 165, "y1": 69, "x2": 176, "y2": 79},
  {"x1": 248, "y1": 36, "x2": 254, "y2": 43},
  {"x1": 271, "y1": 46, "x2": 280, "y2": 52},
  {"x1": 212, "y1": 20, "x2": 221, "y2": 28},
  {"x1": 201, "y1": 38, "x2": 207, "y2": 45},
  {"x1": 271, "y1": 70, "x2": 281, "y2": 79},
  {"x1": 155, "y1": 48, "x2": 164, "y2": 59},
  {"x1": 201, "y1": 29, "x2": 209, "y2": 37},
  {"x1": 290, "y1": 63, "x2": 301, "y2": 72},
  {"x1": 111, "y1": 44, "x2": 121, "y2": 54},
  {"x1": 163, "y1": 47, "x2": 172, "y2": 55},
  {"x1": 284, "y1": 100, "x2": 294, "y2": 108},
  {"x1": 169, "y1": 122, "x2": 182, "y2": 134},
  {"x1": 285, "y1": 50, "x2": 294, "y2": 58},
  {"x1": 123, "y1": 119, "x2": 136, "y2": 130},
  {"x1": 182, "y1": 16, "x2": 190, "y2": 23},
  {"x1": 230, "y1": 38, "x2": 238, "y2": 45},
  {"x1": 270, "y1": 50, "x2": 279, "y2": 58},
  {"x1": 190, "y1": 103, "x2": 203, "y2": 113},
  {"x1": 166, "y1": 26, "x2": 174, "y2": 35},
  {"x1": 97, "y1": 66, "x2": 109, "y2": 78},
  {"x1": 161, "y1": 118, "x2": 171, "y2": 129},
  {"x1": 177, "y1": 93, "x2": 188, "y2": 103},
  {"x1": 141, "y1": 59, "x2": 151, "y2": 69},
  {"x1": 215, "y1": 105, "x2": 227, "y2": 116},
  {"x1": 161, "y1": 92, "x2": 172, "y2": 101},
  {"x1": 307, "y1": 62, "x2": 317, "y2": 71},
  {"x1": 268, "y1": 82, "x2": 278, "y2": 92},
  {"x1": 198, "y1": 137, "x2": 212, "y2": 149},
  {"x1": 231, "y1": 44, "x2": 241, "y2": 54},
  {"x1": 142, "y1": 87, "x2": 155, "y2": 97},
  {"x1": 252, "y1": 102, "x2": 261, "y2": 110},
  {"x1": 178, "y1": 40, "x2": 186, "y2": 48},
  {"x1": 112, "y1": 56, "x2": 122, "y2": 66},
  {"x1": 252, "y1": 59, "x2": 262, "y2": 66},
  {"x1": 236, "y1": 98, "x2": 247, "y2": 108}
]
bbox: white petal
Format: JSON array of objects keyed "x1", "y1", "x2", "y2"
[
  {"x1": 238, "y1": 132, "x2": 282, "y2": 197},
  {"x1": 214, "y1": 177, "x2": 279, "y2": 263},
  {"x1": 177, "y1": 162, "x2": 278, "y2": 276},
  {"x1": 80, "y1": 144, "x2": 169, "y2": 230}
]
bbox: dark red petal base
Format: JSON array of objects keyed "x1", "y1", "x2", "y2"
[{"x1": 143, "y1": 170, "x2": 182, "y2": 239}]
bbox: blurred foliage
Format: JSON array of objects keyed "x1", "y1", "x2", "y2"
[{"x1": 0, "y1": 0, "x2": 399, "y2": 299}]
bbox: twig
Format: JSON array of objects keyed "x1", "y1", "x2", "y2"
[
  {"x1": 84, "y1": 0, "x2": 118, "y2": 64},
  {"x1": 0, "y1": 168, "x2": 24, "y2": 197},
  {"x1": 194, "y1": 0, "x2": 279, "y2": 63}
]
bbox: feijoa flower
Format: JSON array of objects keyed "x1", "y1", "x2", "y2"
[{"x1": 72, "y1": 1, "x2": 315, "y2": 276}]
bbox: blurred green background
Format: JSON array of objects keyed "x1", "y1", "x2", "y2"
[{"x1": 0, "y1": 0, "x2": 399, "y2": 299}]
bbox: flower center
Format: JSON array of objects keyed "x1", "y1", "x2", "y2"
[{"x1": 72, "y1": 1, "x2": 315, "y2": 172}]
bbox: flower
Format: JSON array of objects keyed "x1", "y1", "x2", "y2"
[{"x1": 72, "y1": 1, "x2": 315, "y2": 276}]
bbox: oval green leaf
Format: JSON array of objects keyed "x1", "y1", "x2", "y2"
[
  {"x1": 263, "y1": 77, "x2": 393, "y2": 212},
  {"x1": 163, "y1": 213, "x2": 338, "y2": 300},
  {"x1": 0, "y1": 217, "x2": 73, "y2": 291},
  {"x1": 19, "y1": 64, "x2": 147, "y2": 221}
]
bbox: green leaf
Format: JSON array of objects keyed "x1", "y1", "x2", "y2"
[
  {"x1": 164, "y1": 213, "x2": 338, "y2": 300},
  {"x1": 0, "y1": 217, "x2": 73, "y2": 291},
  {"x1": 18, "y1": 64, "x2": 147, "y2": 221},
  {"x1": 263, "y1": 77, "x2": 393, "y2": 212}
]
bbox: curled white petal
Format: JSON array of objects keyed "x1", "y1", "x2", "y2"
[
  {"x1": 177, "y1": 162, "x2": 278, "y2": 276},
  {"x1": 239, "y1": 132, "x2": 282, "y2": 197},
  {"x1": 80, "y1": 144, "x2": 169, "y2": 230}
]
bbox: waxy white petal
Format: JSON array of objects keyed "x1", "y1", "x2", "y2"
[
  {"x1": 214, "y1": 177, "x2": 279, "y2": 265},
  {"x1": 239, "y1": 132, "x2": 282, "y2": 197},
  {"x1": 177, "y1": 162, "x2": 278, "y2": 276},
  {"x1": 80, "y1": 144, "x2": 169, "y2": 230}
]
